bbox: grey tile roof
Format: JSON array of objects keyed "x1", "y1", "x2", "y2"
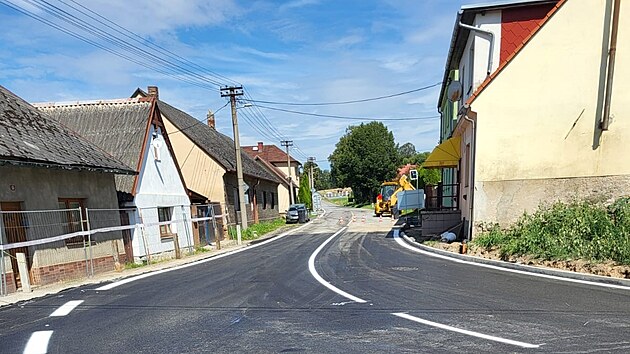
[
  {"x1": 36, "y1": 98, "x2": 151, "y2": 193},
  {"x1": 0, "y1": 85, "x2": 135, "y2": 175},
  {"x1": 156, "y1": 100, "x2": 281, "y2": 184}
]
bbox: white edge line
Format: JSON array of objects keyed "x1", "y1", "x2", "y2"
[
  {"x1": 392, "y1": 312, "x2": 539, "y2": 349},
  {"x1": 49, "y1": 300, "x2": 84, "y2": 317},
  {"x1": 308, "y1": 227, "x2": 367, "y2": 303},
  {"x1": 23, "y1": 330, "x2": 53, "y2": 354},
  {"x1": 96, "y1": 219, "x2": 317, "y2": 291},
  {"x1": 392, "y1": 229, "x2": 630, "y2": 291}
]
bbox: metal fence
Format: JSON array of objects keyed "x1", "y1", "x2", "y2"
[{"x1": 0, "y1": 204, "x2": 225, "y2": 296}]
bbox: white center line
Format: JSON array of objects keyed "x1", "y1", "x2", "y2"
[
  {"x1": 308, "y1": 227, "x2": 367, "y2": 303},
  {"x1": 392, "y1": 312, "x2": 540, "y2": 349},
  {"x1": 49, "y1": 300, "x2": 84, "y2": 317},
  {"x1": 23, "y1": 330, "x2": 53, "y2": 354}
]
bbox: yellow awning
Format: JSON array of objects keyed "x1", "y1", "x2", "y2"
[{"x1": 423, "y1": 136, "x2": 461, "y2": 169}]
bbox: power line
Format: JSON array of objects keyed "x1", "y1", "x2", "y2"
[
  {"x1": 240, "y1": 82, "x2": 442, "y2": 106},
  {"x1": 254, "y1": 105, "x2": 440, "y2": 121}
]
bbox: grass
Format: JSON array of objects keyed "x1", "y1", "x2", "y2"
[
  {"x1": 228, "y1": 218, "x2": 289, "y2": 241},
  {"x1": 324, "y1": 196, "x2": 372, "y2": 209},
  {"x1": 472, "y1": 197, "x2": 630, "y2": 265}
]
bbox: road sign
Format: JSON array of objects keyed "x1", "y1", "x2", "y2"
[{"x1": 409, "y1": 169, "x2": 418, "y2": 181}]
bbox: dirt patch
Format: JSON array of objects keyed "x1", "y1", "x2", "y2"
[{"x1": 404, "y1": 228, "x2": 630, "y2": 279}]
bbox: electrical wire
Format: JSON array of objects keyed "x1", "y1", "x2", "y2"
[
  {"x1": 254, "y1": 105, "x2": 440, "y2": 121},
  {"x1": 240, "y1": 82, "x2": 442, "y2": 106}
]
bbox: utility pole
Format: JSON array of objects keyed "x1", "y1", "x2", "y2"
[
  {"x1": 307, "y1": 157, "x2": 316, "y2": 191},
  {"x1": 281, "y1": 140, "x2": 294, "y2": 204},
  {"x1": 220, "y1": 86, "x2": 248, "y2": 230}
]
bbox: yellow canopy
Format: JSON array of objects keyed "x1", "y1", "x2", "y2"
[{"x1": 423, "y1": 136, "x2": 461, "y2": 169}]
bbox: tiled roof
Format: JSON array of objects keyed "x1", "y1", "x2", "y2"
[
  {"x1": 242, "y1": 144, "x2": 300, "y2": 164},
  {"x1": 253, "y1": 156, "x2": 293, "y2": 188},
  {"x1": 156, "y1": 100, "x2": 281, "y2": 184},
  {"x1": 500, "y1": 3, "x2": 556, "y2": 65},
  {"x1": 0, "y1": 85, "x2": 134, "y2": 174},
  {"x1": 466, "y1": 0, "x2": 566, "y2": 104},
  {"x1": 35, "y1": 98, "x2": 152, "y2": 193}
]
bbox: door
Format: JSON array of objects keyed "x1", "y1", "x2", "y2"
[
  {"x1": 1, "y1": 202, "x2": 30, "y2": 288},
  {"x1": 119, "y1": 211, "x2": 134, "y2": 263}
]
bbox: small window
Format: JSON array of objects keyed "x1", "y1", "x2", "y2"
[
  {"x1": 262, "y1": 191, "x2": 267, "y2": 209},
  {"x1": 158, "y1": 207, "x2": 173, "y2": 238},
  {"x1": 58, "y1": 198, "x2": 86, "y2": 246},
  {"x1": 271, "y1": 192, "x2": 275, "y2": 209}
]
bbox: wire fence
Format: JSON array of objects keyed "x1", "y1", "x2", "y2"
[{"x1": 0, "y1": 204, "x2": 226, "y2": 296}]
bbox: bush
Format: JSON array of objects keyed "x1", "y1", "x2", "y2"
[{"x1": 472, "y1": 198, "x2": 630, "y2": 264}]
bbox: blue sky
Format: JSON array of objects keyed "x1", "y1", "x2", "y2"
[{"x1": 0, "y1": 0, "x2": 486, "y2": 170}]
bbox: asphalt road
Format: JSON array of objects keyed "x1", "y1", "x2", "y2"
[{"x1": 1, "y1": 203, "x2": 629, "y2": 353}]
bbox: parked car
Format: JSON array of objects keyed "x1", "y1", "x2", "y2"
[{"x1": 286, "y1": 204, "x2": 309, "y2": 224}]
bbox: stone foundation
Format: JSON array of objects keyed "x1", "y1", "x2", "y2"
[{"x1": 30, "y1": 255, "x2": 123, "y2": 286}]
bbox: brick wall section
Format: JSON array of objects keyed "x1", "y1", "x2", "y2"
[
  {"x1": 30, "y1": 255, "x2": 122, "y2": 285},
  {"x1": 2, "y1": 271, "x2": 17, "y2": 294},
  {"x1": 500, "y1": 3, "x2": 556, "y2": 65}
]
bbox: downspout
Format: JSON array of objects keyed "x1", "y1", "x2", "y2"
[
  {"x1": 463, "y1": 106, "x2": 477, "y2": 241},
  {"x1": 601, "y1": 0, "x2": 620, "y2": 131},
  {"x1": 458, "y1": 22, "x2": 495, "y2": 76}
]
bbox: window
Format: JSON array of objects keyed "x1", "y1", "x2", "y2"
[
  {"x1": 158, "y1": 207, "x2": 173, "y2": 238},
  {"x1": 271, "y1": 192, "x2": 275, "y2": 209},
  {"x1": 58, "y1": 198, "x2": 86, "y2": 246},
  {"x1": 233, "y1": 188, "x2": 240, "y2": 211},
  {"x1": 262, "y1": 191, "x2": 267, "y2": 209},
  {"x1": 465, "y1": 143, "x2": 471, "y2": 188}
]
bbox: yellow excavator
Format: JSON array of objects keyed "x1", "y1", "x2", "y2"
[{"x1": 374, "y1": 175, "x2": 415, "y2": 217}]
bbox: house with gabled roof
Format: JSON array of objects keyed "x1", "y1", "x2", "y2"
[
  {"x1": 35, "y1": 94, "x2": 193, "y2": 262},
  {"x1": 428, "y1": 0, "x2": 630, "y2": 238},
  {"x1": 243, "y1": 142, "x2": 301, "y2": 213},
  {"x1": 131, "y1": 87, "x2": 282, "y2": 226},
  {"x1": 0, "y1": 84, "x2": 135, "y2": 293}
]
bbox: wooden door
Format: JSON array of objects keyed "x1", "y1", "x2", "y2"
[
  {"x1": 1, "y1": 202, "x2": 29, "y2": 288},
  {"x1": 119, "y1": 211, "x2": 134, "y2": 263}
]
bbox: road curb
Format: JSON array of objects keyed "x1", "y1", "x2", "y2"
[{"x1": 399, "y1": 230, "x2": 630, "y2": 288}]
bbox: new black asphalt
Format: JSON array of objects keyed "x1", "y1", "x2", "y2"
[{"x1": 1, "y1": 204, "x2": 629, "y2": 353}]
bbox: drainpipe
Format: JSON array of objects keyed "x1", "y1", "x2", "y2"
[
  {"x1": 463, "y1": 106, "x2": 477, "y2": 240},
  {"x1": 458, "y1": 22, "x2": 495, "y2": 76},
  {"x1": 601, "y1": 0, "x2": 620, "y2": 131}
]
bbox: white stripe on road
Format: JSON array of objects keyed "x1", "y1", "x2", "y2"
[
  {"x1": 23, "y1": 331, "x2": 53, "y2": 354},
  {"x1": 392, "y1": 229, "x2": 630, "y2": 291},
  {"x1": 308, "y1": 227, "x2": 367, "y2": 303},
  {"x1": 392, "y1": 312, "x2": 540, "y2": 349},
  {"x1": 96, "y1": 218, "x2": 318, "y2": 291},
  {"x1": 49, "y1": 300, "x2": 84, "y2": 317}
]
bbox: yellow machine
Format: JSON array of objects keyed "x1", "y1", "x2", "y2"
[{"x1": 374, "y1": 175, "x2": 415, "y2": 216}]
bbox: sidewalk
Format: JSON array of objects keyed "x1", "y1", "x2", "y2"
[{"x1": 0, "y1": 224, "x2": 298, "y2": 308}]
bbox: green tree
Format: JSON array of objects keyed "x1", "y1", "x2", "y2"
[
  {"x1": 329, "y1": 122, "x2": 399, "y2": 203},
  {"x1": 398, "y1": 142, "x2": 417, "y2": 164},
  {"x1": 316, "y1": 169, "x2": 334, "y2": 190},
  {"x1": 297, "y1": 174, "x2": 312, "y2": 210}
]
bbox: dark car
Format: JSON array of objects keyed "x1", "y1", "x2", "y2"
[{"x1": 286, "y1": 204, "x2": 309, "y2": 224}]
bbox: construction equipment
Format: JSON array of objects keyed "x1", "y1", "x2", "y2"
[{"x1": 374, "y1": 175, "x2": 415, "y2": 217}]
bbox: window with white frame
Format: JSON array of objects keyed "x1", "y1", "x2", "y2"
[{"x1": 157, "y1": 207, "x2": 173, "y2": 238}]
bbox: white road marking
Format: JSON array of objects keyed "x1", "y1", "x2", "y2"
[
  {"x1": 392, "y1": 230, "x2": 630, "y2": 291},
  {"x1": 49, "y1": 300, "x2": 84, "y2": 317},
  {"x1": 308, "y1": 227, "x2": 367, "y2": 303},
  {"x1": 392, "y1": 312, "x2": 540, "y2": 349},
  {"x1": 23, "y1": 331, "x2": 53, "y2": 354},
  {"x1": 96, "y1": 220, "x2": 316, "y2": 291}
]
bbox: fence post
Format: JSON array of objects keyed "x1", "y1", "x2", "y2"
[
  {"x1": 0, "y1": 227, "x2": 5, "y2": 295},
  {"x1": 211, "y1": 205, "x2": 220, "y2": 250},
  {"x1": 181, "y1": 205, "x2": 193, "y2": 255},
  {"x1": 84, "y1": 208, "x2": 94, "y2": 277},
  {"x1": 138, "y1": 209, "x2": 151, "y2": 265}
]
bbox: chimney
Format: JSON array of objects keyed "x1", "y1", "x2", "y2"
[
  {"x1": 207, "y1": 110, "x2": 215, "y2": 129},
  {"x1": 147, "y1": 86, "x2": 159, "y2": 99},
  {"x1": 257, "y1": 142, "x2": 264, "y2": 152}
]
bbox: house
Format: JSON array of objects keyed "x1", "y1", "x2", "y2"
[
  {"x1": 428, "y1": 0, "x2": 629, "y2": 238},
  {"x1": 243, "y1": 142, "x2": 301, "y2": 213},
  {"x1": 0, "y1": 85, "x2": 135, "y2": 293},
  {"x1": 132, "y1": 87, "x2": 282, "y2": 227},
  {"x1": 35, "y1": 95, "x2": 193, "y2": 262}
]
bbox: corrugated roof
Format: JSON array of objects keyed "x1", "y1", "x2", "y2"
[
  {"x1": 0, "y1": 85, "x2": 135, "y2": 174},
  {"x1": 35, "y1": 98, "x2": 151, "y2": 193},
  {"x1": 156, "y1": 100, "x2": 281, "y2": 184}
]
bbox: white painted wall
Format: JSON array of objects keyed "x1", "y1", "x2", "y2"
[{"x1": 132, "y1": 125, "x2": 193, "y2": 259}]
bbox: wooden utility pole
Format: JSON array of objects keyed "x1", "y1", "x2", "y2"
[
  {"x1": 220, "y1": 86, "x2": 248, "y2": 230},
  {"x1": 281, "y1": 140, "x2": 294, "y2": 204}
]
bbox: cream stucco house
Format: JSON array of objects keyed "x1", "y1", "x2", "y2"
[{"x1": 431, "y1": 0, "x2": 629, "y2": 238}]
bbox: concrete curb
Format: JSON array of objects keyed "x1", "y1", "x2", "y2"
[{"x1": 399, "y1": 230, "x2": 630, "y2": 288}]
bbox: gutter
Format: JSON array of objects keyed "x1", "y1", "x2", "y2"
[
  {"x1": 458, "y1": 22, "x2": 495, "y2": 76},
  {"x1": 601, "y1": 0, "x2": 620, "y2": 131},
  {"x1": 462, "y1": 106, "x2": 477, "y2": 241}
]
